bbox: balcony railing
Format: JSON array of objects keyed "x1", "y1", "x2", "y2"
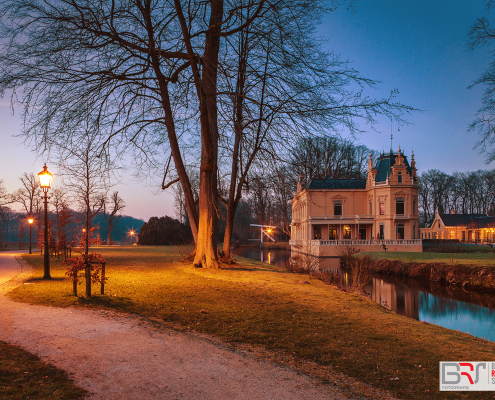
[
  {"x1": 309, "y1": 215, "x2": 374, "y2": 221},
  {"x1": 394, "y1": 214, "x2": 411, "y2": 219},
  {"x1": 308, "y1": 239, "x2": 422, "y2": 246}
]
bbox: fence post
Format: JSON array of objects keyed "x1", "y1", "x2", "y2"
[{"x1": 100, "y1": 262, "x2": 105, "y2": 295}]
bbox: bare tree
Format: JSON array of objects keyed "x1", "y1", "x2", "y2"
[
  {"x1": 0, "y1": 0, "x2": 416, "y2": 267},
  {"x1": 14, "y1": 173, "x2": 42, "y2": 219},
  {"x1": 58, "y1": 137, "x2": 110, "y2": 297},
  {"x1": 0, "y1": 179, "x2": 13, "y2": 206},
  {"x1": 468, "y1": 0, "x2": 495, "y2": 162},
  {"x1": 103, "y1": 191, "x2": 126, "y2": 246},
  {"x1": 52, "y1": 188, "x2": 72, "y2": 251}
]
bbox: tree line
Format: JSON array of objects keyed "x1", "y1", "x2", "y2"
[
  {"x1": 418, "y1": 169, "x2": 495, "y2": 225},
  {"x1": 0, "y1": 177, "x2": 143, "y2": 248}
]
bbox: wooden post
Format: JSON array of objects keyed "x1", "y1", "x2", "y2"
[
  {"x1": 100, "y1": 262, "x2": 105, "y2": 295},
  {"x1": 85, "y1": 260, "x2": 91, "y2": 298}
]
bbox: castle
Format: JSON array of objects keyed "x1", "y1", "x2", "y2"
[{"x1": 290, "y1": 148, "x2": 422, "y2": 257}]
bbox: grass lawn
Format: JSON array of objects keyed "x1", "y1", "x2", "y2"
[
  {"x1": 7, "y1": 245, "x2": 495, "y2": 399},
  {"x1": 0, "y1": 340, "x2": 87, "y2": 399},
  {"x1": 362, "y1": 251, "x2": 495, "y2": 266}
]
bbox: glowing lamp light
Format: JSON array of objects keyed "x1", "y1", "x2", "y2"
[
  {"x1": 28, "y1": 218, "x2": 33, "y2": 224},
  {"x1": 38, "y1": 164, "x2": 53, "y2": 191}
]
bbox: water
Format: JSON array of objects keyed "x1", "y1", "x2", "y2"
[{"x1": 241, "y1": 247, "x2": 495, "y2": 342}]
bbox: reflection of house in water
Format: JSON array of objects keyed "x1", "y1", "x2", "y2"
[
  {"x1": 318, "y1": 258, "x2": 419, "y2": 319},
  {"x1": 370, "y1": 278, "x2": 419, "y2": 320}
]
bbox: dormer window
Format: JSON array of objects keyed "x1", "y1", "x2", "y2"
[{"x1": 398, "y1": 172, "x2": 402, "y2": 183}]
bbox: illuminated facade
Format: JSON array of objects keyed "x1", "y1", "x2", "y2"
[
  {"x1": 290, "y1": 148, "x2": 422, "y2": 256},
  {"x1": 420, "y1": 213, "x2": 495, "y2": 243}
]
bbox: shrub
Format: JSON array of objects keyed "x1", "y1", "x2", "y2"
[{"x1": 138, "y1": 216, "x2": 193, "y2": 245}]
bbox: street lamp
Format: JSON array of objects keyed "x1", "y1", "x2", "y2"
[
  {"x1": 28, "y1": 218, "x2": 34, "y2": 255},
  {"x1": 129, "y1": 230, "x2": 135, "y2": 245},
  {"x1": 38, "y1": 164, "x2": 53, "y2": 279}
]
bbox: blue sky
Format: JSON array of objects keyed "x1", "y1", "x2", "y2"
[
  {"x1": 0, "y1": 0, "x2": 492, "y2": 220},
  {"x1": 320, "y1": 0, "x2": 491, "y2": 173}
]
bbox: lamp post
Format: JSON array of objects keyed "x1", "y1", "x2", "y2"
[
  {"x1": 38, "y1": 164, "x2": 53, "y2": 279},
  {"x1": 28, "y1": 218, "x2": 33, "y2": 255},
  {"x1": 130, "y1": 230, "x2": 135, "y2": 246}
]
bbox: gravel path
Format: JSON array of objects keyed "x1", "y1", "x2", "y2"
[{"x1": 0, "y1": 251, "x2": 395, "y2": 400}]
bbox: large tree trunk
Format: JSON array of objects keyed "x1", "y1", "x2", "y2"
[
  {"x1": 85, "y1": 201, "x2": 91, "y2": 298},
  {"x1": 192, "y1": 0, "x2": 224, "y2": 268},
  {"x1": 107, "y1": 224, "x2": 112, "y2": 246},
  {"x1": 151, "y1": 60, "x2": 199, "y2": 245},
  {"x1": 222, "y1": 204, "x2": 236, "y2": 256}
]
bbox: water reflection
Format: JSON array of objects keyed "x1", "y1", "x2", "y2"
[
  {"x1": 240, "y1": 247, "x2": 291, "y2": 266},
  {"x1": 241, "y1": 248, "x2": 495, "y2": 342}
]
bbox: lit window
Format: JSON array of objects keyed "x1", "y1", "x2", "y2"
[
  {"x1": 343, "y1": 225, "x2": 351, "y2": 239},
  {"x1": 328, "y1": 225, "x2": 337, "y2": 240},
  {"x1": 313, "y1": 225, "x2": 321, "y2": 240}
]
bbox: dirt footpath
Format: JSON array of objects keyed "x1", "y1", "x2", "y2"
[{"x1": 0, "y1": 252, "x2": 395, "y2": 400}]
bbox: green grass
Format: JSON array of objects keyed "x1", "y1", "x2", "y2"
[
  {"x1": 361, "y1": 251, "x2": 495, "y2": 266},
  {"x1": 7, "y1": 245, "x2": 495, "y2": 399},
  {"x1": 0, "y1": 341, "x2": 87, "y2": 399}
]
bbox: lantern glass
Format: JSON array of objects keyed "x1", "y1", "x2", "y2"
[
  {"x1": 38, "y1": 165, "x2": 53, "y2": 189},
  {"x1": 28, "y1": 218, "x2": 34, "y2": 224}
]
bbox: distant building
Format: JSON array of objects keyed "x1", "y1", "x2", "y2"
[
  {"x1": 420, "y1": 212, "x2": 495, "y2": 243},
  {"x1": 290, "y1": 148, "x2": 422, "y2": 256}
]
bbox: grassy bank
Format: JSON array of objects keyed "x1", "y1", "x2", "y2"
[
  {"x1": 362, "y1": 251, "x2": 495, "y2": 266},
  {"x1": 360, "y1": 252, "x2": 495, "y2": 290},
  {"x1": 0, "y1": 341, "x2": 86, "y2": 399},
  {"x1": 7, "y1": 246, "x2": 495, "y2": 399}
]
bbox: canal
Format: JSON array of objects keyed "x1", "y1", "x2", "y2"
[{"x1": 241, "y1": 247, "x2": 495, "y2": 342}]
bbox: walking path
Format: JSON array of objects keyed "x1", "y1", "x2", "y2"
[{"x1": 0, "y1": 251, "x2": 395, "y2": 400}]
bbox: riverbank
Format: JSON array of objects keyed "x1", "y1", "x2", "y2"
[
  {"x1": 6, "y1": 246, "x2": 495, "y2": 399},
  {"x1": 360, "y1": 252, "x2": 495, "y2": 290}
]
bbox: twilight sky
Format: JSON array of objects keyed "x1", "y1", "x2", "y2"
[{"x1": 0, "y1": 0, "x2": 491, "y2": 221}]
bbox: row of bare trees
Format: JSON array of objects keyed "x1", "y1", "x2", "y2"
[
  {"x1": 418, "y1": 169, "x2": 495, "y2": 224},
  {"x1": 0, "y1": 170, "x2": 126, "y2": 249},
  {"x1": 171, "y1": 136, "x2": 378, "y2": 241}
]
